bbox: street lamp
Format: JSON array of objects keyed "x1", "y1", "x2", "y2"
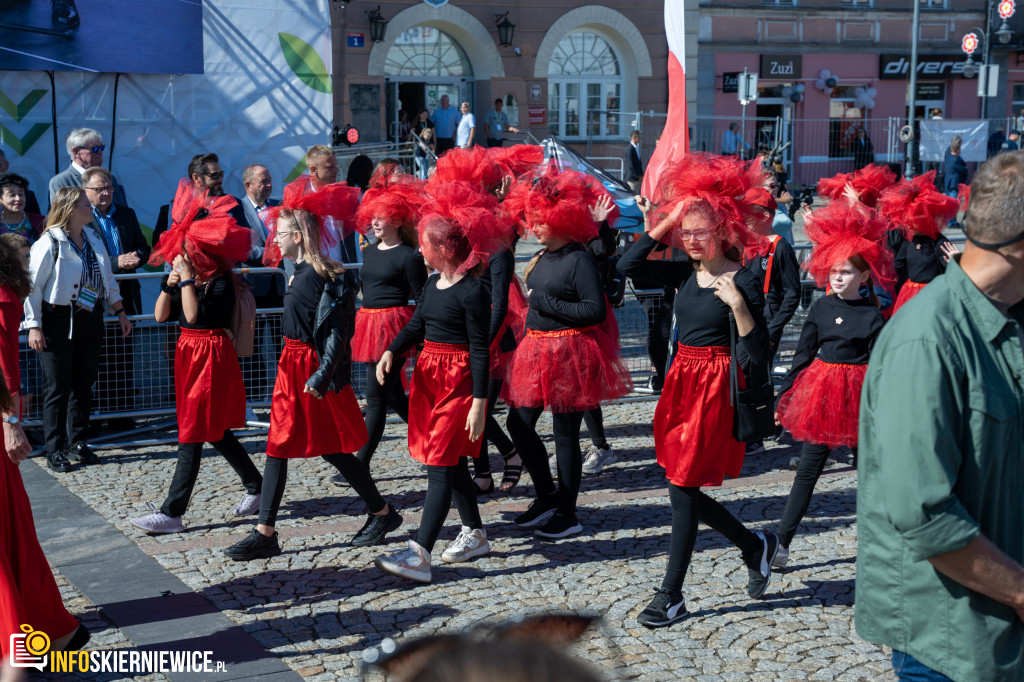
[
  {"x1": 996, "y1": 0, "x2": 1017, "y2": 43},
  {"x1": 961, "y1": 28, "x2": 984, "y2": 78},
  {"x1": 367, "y1": 6, "x2": 388, "y2": 44},
  {"x1": 495, "y1": 12, "x2": 515, "y2": 48}
]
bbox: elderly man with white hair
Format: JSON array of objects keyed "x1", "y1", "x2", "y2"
[{"x1": 47, "y1": 128, "x2": 126, "y2": 209}]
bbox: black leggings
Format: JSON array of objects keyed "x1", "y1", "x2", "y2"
[
  {"x1": 661, "y1": 484, "x2": 762, "y2": 595},
  {"x1": 258, "y1": 453, "x2": 386, "y2": 528},
  {"x1": 473, "y1": 377, "x2": 516, "y2": 477},
  {"x1": 777, "y1": 443, "x2": 852, "y2": 548},
  {"x1": 161, "y1": 431, "x2": 262, "y2": 518},
  {"x1": 357, "y1": 360, "x2": 409, "y2": 466},
  {"x1": 417, "y1": 459, "x2": 481, "y2": 552},
  {"x1": 506, "y1": 406, "x2": 584, "y2": 516},
  {"x1": 582, "y1": 408, "x2": 608, "y2": 449}
]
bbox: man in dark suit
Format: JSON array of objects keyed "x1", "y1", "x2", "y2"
[
  {"x1": 852, "y1": 128, "x2": 874, "y2": 170},
  {"x1": 624, "y1": 130, "x2": 644, "y2": 193},
  {"x1": 82, "y1": 166, "x2": 150, "y2": 432},
  {"x1": 47, "y1": 128, "x2": 127, "y2": 210}
]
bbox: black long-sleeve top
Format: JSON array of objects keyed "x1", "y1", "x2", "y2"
[
  {"x1": 776, "y1": 293, "x2": 884, "y2": 403},
  {"x1": 161, "y1": 273, "x2": 234, "y2": 330},
  {"x1": 282, "y1": 261, "x2": 325, "y2": 344},
  {"x1": 618, "y1": 234, "x2": 770, "y2": 374},
  {"x1": 359, "y1": 241, "x2": 427, "y2": 308},
  {"x1": 524, "y1": 243, "x2": 607, "y2": 332},
  {"x1": 887, "y1": 230, "x2": 951, "y2": 292},
  {"x1": 388, "y1": 274, "x2": 491, "y2": 398},
  {"x1": 744, "y1": 236, "x2": 801, "y2": 347},
  {"x1": 479, "y1": 248, "x2": 516, "y2": 351}
]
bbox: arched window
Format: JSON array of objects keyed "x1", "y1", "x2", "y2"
[
  {"x1": 385, "y1": 27, "x2": 473, "y2": 77},
  {"x1": 547, "y1": 32, "x2": 623, "y2": 139}
]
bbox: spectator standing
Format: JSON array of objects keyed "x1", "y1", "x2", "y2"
[
  {"x1": 430, "y1": 95, "x2": 459, "y2": 156},
  {"x1": 721, "y1": 123, "x2": 750, "y2": 157},
  {"x1": 852, "y1": 128, "x2": 874, "y2": 170},
  {"x1": 47, "y1": 128, "x2": 127, "y2": 209},
  {"x1": 456, "y1": 101, "x2": 476, "y2": 149},
  {"x1": 987, "y1": 127, "x2": 1007, "y2": 158},
  {"x1": 414, "y1": 128, "x2": 436, "y2": 180},
  {"x1": 1000, "y1": 129, "x2": 1020, "y2": 154},
  {"x1": 943, "y1": 135, "x2": 968, "y2": 197},
  {"x1": 624, "y1": 130, "x2": 644, "y2": 193},
  {"x1": 0, "y1": 173, "x2": 44, "y2": 240},
  {"x1": 856, "y1": 151, "x2": 1024, "y2": 682},
  {"x1": 0, "y1": 149, "x2": 41, "y2": 215},
  {"x1": 483, "y1": 98, "x2": 519, "y2": 148}
]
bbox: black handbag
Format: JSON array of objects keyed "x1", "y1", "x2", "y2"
[{"x1": 728, "y1": 313, "x2": 776, "y2": 442}]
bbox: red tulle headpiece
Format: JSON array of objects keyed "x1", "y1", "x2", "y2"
[
  {"x1": 149, "y1": 179, "x2": 251, "y2": 279},
  {"x1": 430, "y1": 146, "x2": 504, "y2": 194},
  {"x1": 817, "y1": 163, "x2": 896, "y2": 209},
  {"x1": 958, "y1": 183, "x2": 971, "y2": 215},
  {"x1": 417, "y1": 180, "x2": 513, "y2": 277},
  {"x1": 355, "y1": 175, "x2": 426, "y2": 234},
  {"x1": 501, "y1": 166, "x2": 616, "y2": 243},
  {"x1": 486, "y1": 144, "x2": 544, "y2": 179},
  {"x1": 743, "y1": 187, "x2": 777, "y2": 211},
  {"x1": 877, "y1": 171, "x2": 959, "y2": 240},
  {"x1": 803, "y1": 200, "x2": 895, "y2": 290},
  {"x1": 262, "y1": 175, "x2": 361, "y2": 266}
]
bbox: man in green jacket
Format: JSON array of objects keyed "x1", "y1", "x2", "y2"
[{"x1": 857, "y1": 151, "x2": 1024, "y2": 681}]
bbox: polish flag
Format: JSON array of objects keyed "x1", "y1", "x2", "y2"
[{"x1": 640, "y1": 2, "x2": 688, "y2": 200}]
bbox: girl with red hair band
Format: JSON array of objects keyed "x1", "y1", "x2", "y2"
[
  {"x1": 501, "y1": 168, "x2": 631, "y2": 540},
  {"x1": 344, "y1": 176, "x2": 428, "y2": 475},
  {"x1": 876, "y1": 171, "x2": 960, "y2": 315},
  {"x1": 770, "y1": 200, "x2": 891, "y2": 569},
  {"x1": 373, "y1": 181, "x2": 505, "y2": 583},
  {"x1": 617, "y1": 154, "x2": 777, "y2": 628},
  {"x1": 224, "y1": 196, "x2": 403, "y2": 561},
  {"x1": 131, "y1": 181, "x2": 263, "y2": 535}
]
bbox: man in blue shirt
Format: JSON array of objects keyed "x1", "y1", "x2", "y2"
[
  {"x1": 430, "y1": 95, "x2": 459, "y2": 156},
  {"x1": 721, "y1": 123, "x2": 750, "y2": 157}
]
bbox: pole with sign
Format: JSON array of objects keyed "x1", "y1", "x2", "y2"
[{"x1": 737, "y1": 68, "x2": 758, "y2": 157}]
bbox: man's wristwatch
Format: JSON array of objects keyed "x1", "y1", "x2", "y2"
[{"x1": 3, "y1": 416, "x2": 20, "y2": 425}]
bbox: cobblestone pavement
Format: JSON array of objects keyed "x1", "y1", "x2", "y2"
[{"x1": 30, "y1": 399, "x2": 891, "y2": 681}]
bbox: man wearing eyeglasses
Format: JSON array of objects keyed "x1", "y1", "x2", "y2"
[{"x1": 47, "y1": 128, "x2": 127, "y2": 209}]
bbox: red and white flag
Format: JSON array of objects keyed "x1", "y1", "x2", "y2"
[{"x1": 641, "y1": 2, "x2": 688, "y2": 200}]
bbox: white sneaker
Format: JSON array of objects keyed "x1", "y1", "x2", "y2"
[
  {"x1": 773, "y1": 544, "x2": 789, "y2": 569},
  {"x1": 548, "y1": 452, "x2": 558, "y2": 476},
  {"x1": 441, "y1": 527, "x2": 489, "y2": 563},
  {"x1": 375, "y1": 540, "x2": 432, "y2": 583},
  {"x1": 130, "y1": 503, "x2": 186, "y2": 534},
  {"x1": 231, "y1": 493, "x2": 261, "y2": 517},
  {"x1": 582, "y1": 444, "x2": 617, "y2": 474}
]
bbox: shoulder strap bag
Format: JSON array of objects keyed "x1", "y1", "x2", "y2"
[{"x1": 728, "y1": 312, "x2": 776, "y2": 442}]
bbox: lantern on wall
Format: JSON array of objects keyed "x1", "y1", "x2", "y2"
[{"x1": 367, "y1": 6, "x2": 388, "y2": 44}]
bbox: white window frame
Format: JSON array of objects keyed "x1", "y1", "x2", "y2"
[{"x1": 547, "y1": 32, "x2": 625, "y2": 141}]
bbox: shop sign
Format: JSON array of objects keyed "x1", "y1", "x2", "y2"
[
  {"x1": 915, "y1": 82, "x2": 946, "y2": 99},
  {"x1": 528, "y1": 106, "x2": 546, "y2": 125},
  {"x1": 760, "y1": 54, "x2": 802, "y2": 79},
  {"x1": 723, "y1": 71, "x2": 740, "y2": 93},
  {"x1": 880, "y1": 54, "x2": 969, "y2": 80},
  {"x1": 530, "y1": 83, "x2": 542, "y2": 100}
]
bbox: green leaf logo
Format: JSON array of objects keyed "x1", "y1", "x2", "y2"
[
  {"x1": 284, "y1": 156, "x2": 307, "y2": 184},
  {"x1": 279, "y1": 33, "x2": 332, "y2": 94},
  {"x1": 0, "y1": 123, "x2": 51, "y2": 156},
  {"x1": 0, "y1": 89, "x2": 48, "y2": 123}
]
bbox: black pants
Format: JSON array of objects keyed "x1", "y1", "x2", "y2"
[
  {"x1": 473, "y1": 377, "x2": 515, "y2": 477},
  {"x1": 777, "y1": 442, "x2": 850, "y2": 548},
  {"x1": 357, "y1": 360, "x2": 409, "y2": 466},
  {"x1": 160, "y1": 430, "x2": 263, "y2": 518},
  {"x1": 435, "y1": 137, "x2": 455, "y2": 155},
  {"x1": 258, "y1": 452, "x2": 386, "y2": 528},
  {"x1": 506, "y1": 406, "x2": 584, "y2": 517},
  {"x1": 37, "y1": 305, "x2": 103, "y2": 453},
  {"x1": 582, "y1": 408, "x2": 608, "y2": 449},
  {"x1": 486, "y1": 138, "x2": 504, "y2": 148},
  {"x1": 662, "y1": 484, "x2": 761, "y2": 595},
  {"x1": 96, "y1": 319, "x2": 135, "y2": 416},
  {"x1": 417, "y1": 459, "x2": 481, "y2": 552}
]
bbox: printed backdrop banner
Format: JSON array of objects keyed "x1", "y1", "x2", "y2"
[
  {"x1": 0, "y1": 0, "x2": 333, "y2": 240},
  {"x1": 918, "y1": 119, "x2": 989, "y2": 163}
]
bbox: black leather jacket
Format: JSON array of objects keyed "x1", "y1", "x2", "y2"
[{"x1": 308, "y1": 270, "x2": 358, "y2": 394}]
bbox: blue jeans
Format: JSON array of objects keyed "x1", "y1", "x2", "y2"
[{"x1": 892, "y1": 651, "x2": 953, "y2": 681}]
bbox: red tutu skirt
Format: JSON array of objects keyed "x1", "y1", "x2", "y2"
[
  {"x1": 655, "y1": 345, "x2": 744, "y2": 487},
  {"x1": 407, "y1": 341, "x2": 479, "y2": 466},
  {"x1": 892, "y1": 280, "x2": 927, "y2": 315},
  {"x1": 351, "y1": 305, "x2": 416, "y2": 362},
  {"x1": 267, "y1": 338, "x2": 369, "y2": 458},
  {"x1": 777, "y1": 359, "x2": 867, "y2": 448},
  {"x1": 489, "y1": 279, "x2": 527, "y2": 380},
  {"x1": 503, "y1": 324, "x2": 632, "y2": 412},
  {"x1": 175, "y1": 329, "x2": 245, "y2": 443}
]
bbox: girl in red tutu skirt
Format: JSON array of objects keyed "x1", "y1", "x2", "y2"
[
  {"x1": 772, "y1": 199, "x2": 891, "y2": 568},
  {"x1": 374, "y1": 180, "x2": 510, "y2": 583},
  {"x1": 131, "y1": 180, "x2": 263, "y2": 535},
  {"x1": 876, "y1": 171, "x2": 960, "y2": 315},
  {"x1": 348, "y1": 175, "x2": 427, "y2": 472},
  {"x1": 618, "y1": 153, "x2": 777, "y2": 628},
  {"x1": 500, "y1": 167, "x2": 631, "y2": 540},
  {"x1": 224, "y1": 199, "x2": 403, "y2": 561}
]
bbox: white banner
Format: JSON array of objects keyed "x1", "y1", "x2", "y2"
[{"x1": 919, "y1": 119, "x2": 989, "y2": 163}]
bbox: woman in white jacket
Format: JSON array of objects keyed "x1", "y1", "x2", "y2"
[{"x1": 25, "y1": 187, "x2": 131, "y2": 472}]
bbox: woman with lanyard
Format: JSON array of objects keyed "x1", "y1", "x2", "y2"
[
  {"x1": 130, "y1": 181, "x2": 262, "y2": 535},
  {"x1": 24, "y1": 187, "x2": 130, "y2": 473},
  {"x1": 617, "y1": 154, "x2": 776, "y2": 628}
]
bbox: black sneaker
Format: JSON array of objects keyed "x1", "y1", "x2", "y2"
[
  {"x1": 224, "y1": 529, "x2": 281, "y2": 561},
  {"x1": 351, "y1": 505, "x2": 403, "y2": 547},
  {"x1": 745, "y1": 531, "x2": 779, "y2": 599},
  {"x1": 534, "y1": 511, "x2": 583, "y2": 539},
  {"x1": 745, "y1": 441, "x2": 765, "y2": 456},
  {"x1": 330, "y1": 472, "x2": 351, "y2": 487},
  {"x1": 637, "y1": 588, "x2": 687, "y2": 628},
  {"x1": 47, "y1": 450, "x2": 73, "y2": 473},
  {"x1": 68, "y1": 441, "x2": 99, "y2": 465},
  {"x1": 514, "y1": 496, "x2": 557, "y2": 528}
]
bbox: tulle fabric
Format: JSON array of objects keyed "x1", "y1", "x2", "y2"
[
  {"x1": 877, "y1": 171, "x2": 959, "y2": 240},
  {"x1": 487, "y1": 144, "x2": 544, "y2": 179},
  {"x1": 892, "y1": 280, "x2": 927, "y2": 315},
  {"x1": 488, "y1": 279, "x2": 527, "y2": 379},
  {"x1": 407, "y1": 341, "x2": 479, "y2": 466},
  {"x1": 817, "y1": 163, "x2": 896, "y2": 208},
  {"x1": 267, "y1": 338, "x2": 368, "y2": 458},
  {"x1": 803, "y1": 199, "x2": 896, "y2": 292},
  {"x1": 501, "y1": 166, "x2": 615, "y2": 244},
  {"x1": 777, "y1": 359, "x2": 867, "y2": 448},
  {"x1": 430, "y1": 146, "x2": 504, "y2": 193},
  {"x1": 175, "y1": 329, "x2": 246, "y2": 443},
  {"x1": 351, "y1": 305, "x2": 416, "y2": 363},
  {"x1": 354, "y1": 175, "x2": 425, "y2": 235},
  {"x1": 262, "y1": 177, "x2": 361, "y2": 267},
  {"x1": 503, "y1": 326, "x2": 631, "y2": 412},
  {"x1": 417, "y1": 180, "x2": 510, "y2": 277}
]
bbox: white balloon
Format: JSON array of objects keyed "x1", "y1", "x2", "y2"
[
  {"x1": 854, "y1": 87, "x2": 866, "y2": 97},
  {"x1": 795, "y1": 83, "x2": 806, "y2": 92},
  {"x1": 866, "y1": 87, "x2": 878, "y2": 98}
]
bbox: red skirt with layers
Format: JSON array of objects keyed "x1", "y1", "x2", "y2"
[
  {"x1": 654, "y1": 344, "x2": 744, "y2": 487},
  {"x1": 351, "y1": 305, "x2": 416, "y2": 362},
  {"x1": 892, "y1": 280, "x2": 927, "y2": 315},
  {"x1": 407, "y1": 341, "x2": 479, "y2": 466},
  {"x1": 267, "y1": 338, "x2": 368, "y2": 458},
  {"x1": 777, "y1": 359, "x2": 866, "y2": 448},
  {"x1": 175, "y1": 328, "x2": 246, "y2": 443}
]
